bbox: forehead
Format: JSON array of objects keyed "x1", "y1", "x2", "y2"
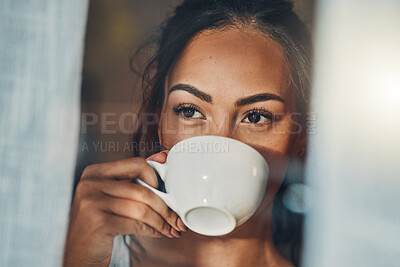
[{"x1": 167, "y1": 28, "x2": 292, "y2": 102}]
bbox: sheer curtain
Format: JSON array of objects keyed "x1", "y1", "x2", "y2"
[
  {"x1": 303, "y1": 0, "x2": 400, "y2": 266},
  {"x1": 0, "y1": 1, "x2": 88, "y2": 266}
]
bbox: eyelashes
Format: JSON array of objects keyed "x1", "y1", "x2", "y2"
[
  {"x1": 241, "y1": 108, "x2": 276, "y2": 125},
  {"x1": 172, "y1": 103, "x2": 276, "y2": 125},
  {"x1": 172, "y1": 103, "x2": 205, "y2": 119}
]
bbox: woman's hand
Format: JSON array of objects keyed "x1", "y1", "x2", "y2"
[{"x1": 63, "y1": 151, "x2": 186, "y2": 267}]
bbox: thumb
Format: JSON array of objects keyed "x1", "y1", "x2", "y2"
[{"x1": 146, "y1": 150, "x2": 169, "y2": 163}]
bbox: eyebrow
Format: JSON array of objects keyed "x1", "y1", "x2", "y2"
[
  {"x1": 235, "y1": 93, "x2": 285, "y2": 106},
  {"x1": 168, "y1": 83, "x2": 285, "y2": 106},
  {"x1": 168, "y1": 83, "x2": 212, "y2": 103}
]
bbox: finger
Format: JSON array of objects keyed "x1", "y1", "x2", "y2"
[
  {"x1": 146, "y1": 150, "x2": 168, "y2": 163},
  {"x1": 91, "y1": 179, "x2": 182, "y2": 232},
  {"x1": 82, "y1": 158, "x2": 159, "y2": 188},
  {"x1": 100, "y1": 196, "x2": 181, "y2": 238},
  {"x1": 103, "y1": 213, "x2": 163, "y2": 238}
]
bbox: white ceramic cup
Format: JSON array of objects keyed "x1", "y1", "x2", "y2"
[{"x1": 136, "y1": 135, "x2": 269, "y2": 236}]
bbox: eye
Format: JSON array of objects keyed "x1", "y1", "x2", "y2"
[
  {"x1": 242, "y1": 108, "x2": 275, "y2": 124},
  {"x1": 173, "y1": 103, "x2": 205, "y2": 119}
]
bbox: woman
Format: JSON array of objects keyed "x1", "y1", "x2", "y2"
[{"x1": 64, "y1": 0, "x2": 311, "y2": 266}]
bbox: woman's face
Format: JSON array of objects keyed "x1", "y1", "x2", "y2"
[{"x1": 158, "y1": 28, "x2": 305, "y2": 203}]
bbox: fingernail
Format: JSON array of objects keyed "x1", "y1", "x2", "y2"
[
  {"x1": 166, "y1": 231, "x2": 174, "y2": 238},
  {"x1": 170, "y1": 227, "x2": 181, "y2": 238},
  {"x1": 177, "y1": 218, "x2": 187, "y2": 232}
]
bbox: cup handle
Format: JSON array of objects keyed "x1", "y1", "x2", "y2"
[{"x1": 136, "y1": 160, "x2": 178, "y2": 212}]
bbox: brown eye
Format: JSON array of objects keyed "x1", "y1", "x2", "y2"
[
  {"x1": 247, "y1": 113, "x2": 261, "y2": 123},
  {"x1": 182, "y1": 107, "x2": 196, "y2": 117},
  {"x1": 242, "y1": 109, "x2": 274, "y2": 124},
  {"x1": 173, "y1": 104, "x2": 205, "y2": 119}
]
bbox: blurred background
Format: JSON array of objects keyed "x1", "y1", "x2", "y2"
[{"x1": 76, "y1": 0, "x2": 182, "y2": 185}]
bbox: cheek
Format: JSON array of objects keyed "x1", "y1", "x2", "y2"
[
  {"x1": 235, "y1": 117, "x2": 296, "y2": 159},
  {"x1": 235, "y1": 123, "x2": 297, "y2": 200},
  {"x1": 259, "y1": 149, "x2": 291, "y2": 203},
  {"x1": 159, "y1": 110, "x2": 205, "y2": 149}
]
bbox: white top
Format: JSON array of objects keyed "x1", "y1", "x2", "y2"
[{"x1": 109, "y1": 235, "x2": 131, "y2": 267}]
